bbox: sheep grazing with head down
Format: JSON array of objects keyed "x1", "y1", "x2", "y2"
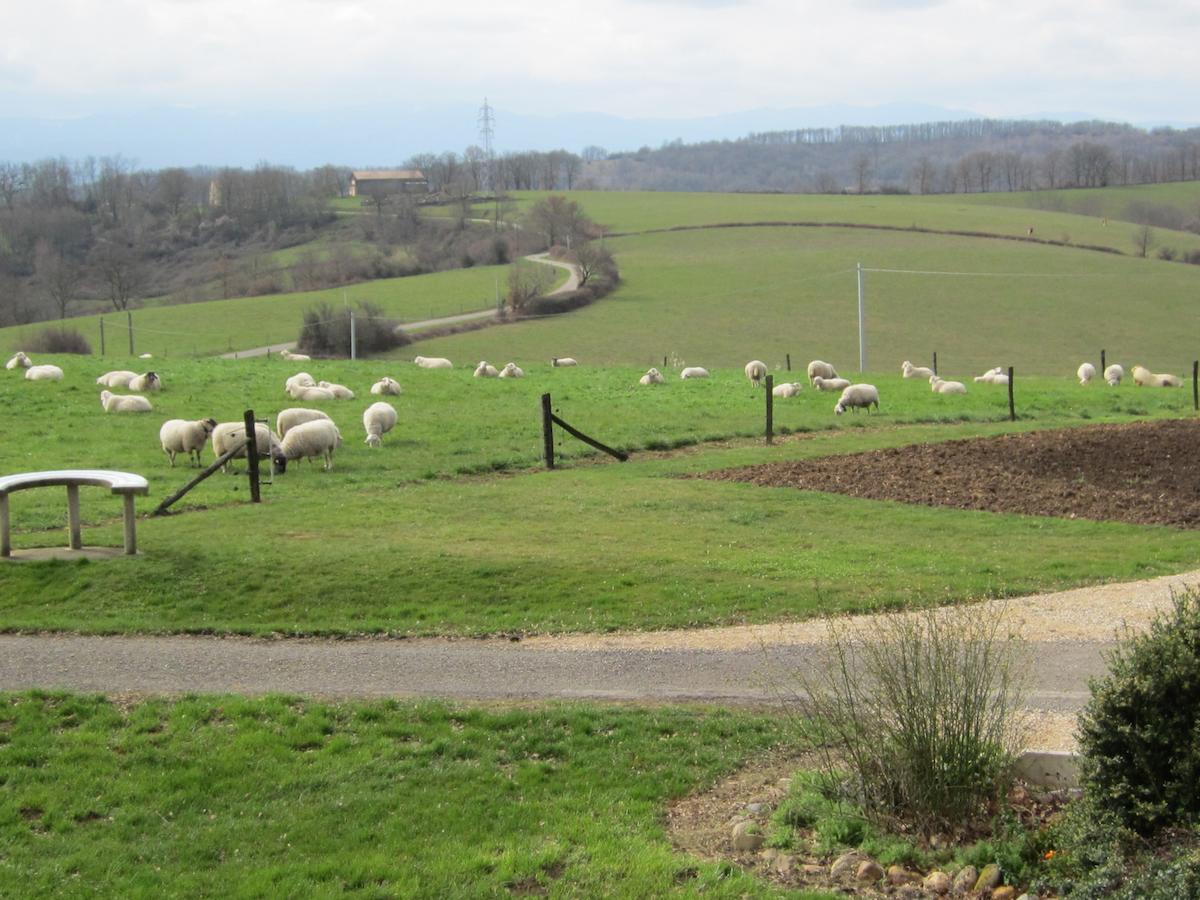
[
  {"x1": 474, "y1": 361, "x2": 499, "y2": 378},
  {"x1": 552, "y1": 357, "x2": 578, "y2": 367},
  {"x1": 930, "y1": 376, "x2": 967, "y2": 395},
  {"x1": 414, "y1": 356, "x2": 453, "y2": 369},
  {"x1": 902, "y1": 360, "x2": 935, "y2": 379},
  {"x1": 1077, "y1": 363, "x2": 1096, "y2": 386},
  {"x1": 772, "y1": 382, "x2": 803, "y2": 398},
  {"x1": 1131, "y1": 365, "x2": 1183, "y2": 388},
  {"x1": 744, "y1": 360, "x2": 768, "y2": 386},
  {"x1": 128, "y1": 371, "x2": 162, "y2": 392},
  {"x1": 499, "y1": 362, "x2": 524, "y2": 379},
  {"x1": 807, "y1": 360, "x2": 838, "y2": 384},
  {"x1": 25, "y1": 364, "x2": 63, "y2": 381},
  {"x1": 100, "y1": 390, "x2": 152, "y2": 412},
  {"x1": 639, "y1": 367, "x2": 665, "y2": 385},
  {"x1": 96, "y1": 370, "x2": 137, "y2": 388},
  {"x1": 277, "y1": 419, "x2": 342, "y2": 471},
  {"x1": 834, "y1": 383, "x2": 880, "y2": 415},
  {"x1": 6, "y1": 351, "x2": 32, "y2": 370},
  {"x1": 1104, "y1": 363, "x2": 1124, "y2": 387},
  {"x1": 812, "y1": 375, "x2": 851, "y2": 392},
  {"x1": 211, "y1": 422, "x2": 285, "y2": 473},
  {"x1": 680, "y1": 366, "x2": 709, "y2": 380},
  {"x1": 159, "y1": 417, "x2": 218, "y2": 467},
  {"x1": 363, "y1": 401, "x2": 397, "y2": 448},
  {"x1": 276, "y1": 407, "x2": 331, "y2": 438},
  {"x1": 370, "y1": 376, "x2": 402, "y2": 395}
]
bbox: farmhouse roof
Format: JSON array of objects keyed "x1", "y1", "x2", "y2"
[{"x1": 351, "y1": 170, "x2": 426, "y2": 181}]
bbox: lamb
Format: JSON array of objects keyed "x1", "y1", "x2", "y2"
[
  {"x1": 277, "y1": 419, "x2": 342, "y2": 471},
  {"x1": 25, "y1": 365, "x2": 64, "y2": 381},
  {"x1": 744, "y1": 360, "x2": 768, "y2": 386},
  {"x1": 318, "y1": 380, "x2": 355, "y2": 399},
  {"x1": 276, "y1": 407, "x2": 331, "y2": 438},
  {"x1": 930, "y1": 376, "x2": 967, "y2": 395},
  {"x1": 414, "y1": 356, "x2": 453, "y2": 369},
  {"x1": 807, "y1": 360, "x2": 838, "y2": 384},
  {"x1": 159, "y1": 417, "x2": 218, "y2": 467},
  {"x1": 279, "y1": 348, "x2": 311, "y2": 361},
  {"x1": 552, "y1": 357, "x2": 578, "y2": 367},
  {"x1": 363, "y1": 401, "x2": 398, "y2": 448},
  {"x1": 499, "y1": 362, "x2": 525, "y2": 378},
  {"x1": 1104, "y1": 364, "x2": 1124, "y2": 387},
  {"x1": 1077, "y1": 363, "x2": 1096, "y2": 386},
  {"x1": 772, "y1": 382, "x2": 803, "y2": 398},
  {"x1": 370, "y1": 376, "x2": 403, "y2": 395},
  {"x1": 128, "y1": 371, "x2": 162, "y2": 392},
  {"x1": 285, "y1": 372, "x2": 316, "y2": 395},
  {"x1": 100, "y1": 390, "x2": 152, "y2": 412},
  {"x1": 639, "y1": 367, "x2": 665, "y2": 385},
  {"x1": 1131, "y1": 365, "x2": 1183, "y2": 387},
  {"x1": 96, "y1": 370, "x2": 137, "y2": 388},
  {"x1": 474, "y1": 361, "x2": 499, "y2": 378},
  {"x1": 902, "y1": 360, "x2": 935, "y2": 379},
  {"x1": 680, "y1": 366, "x2": 710, "y2": 379},
  {"x1": 211, "y1": 421, "x2": 285, "y2": 473},
  {"x1": 812, "y1": 376, "x2": 851, "y2": 392},
  {"x1": 834, "y1": 383, "x2": 880, "y2": 415},
  {"x1": 6, "y1": 351, "x2": 32, "y2": 370},
  {"x1": 292, "y1": 385, "x2": 336, "y2": 402}
]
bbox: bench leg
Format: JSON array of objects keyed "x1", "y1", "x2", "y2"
[
  {"x1": 67, "y1": 484, "x2": 82, "y2": 550},
  {"x1": 122, "y1": 494, "x2": 137, "y2": 556},
  {"x1": 1, "y1": 494, "x2": 9, "y2": 558}
]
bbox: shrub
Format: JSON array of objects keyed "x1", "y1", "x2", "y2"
[
  {"x1": 793, "y1": 605, "x2": 1028, "y2": 837},
  {"x1": 26, "y1": 326, "x2": 93, "y2": 355},
  {"x1": 297, "y1": 300, "x2": 408, "y2": 358},
  {"x1": 1077, "y1": 588, "x2": 1200, "y2": 836}
]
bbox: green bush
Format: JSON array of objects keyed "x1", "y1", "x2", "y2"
[
  {"x1": 297, "y1": 300, "x2": 409, "y2": 358},
  {"x1": 1077, "y1": 588, "x2": 1200, "y2": 836}
]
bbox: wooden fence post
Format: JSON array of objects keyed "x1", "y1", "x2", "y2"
[
  {"x1": 786, "y1": 353, "x2": 791, "y2": 372},
  {"x1": 1008, "y1": 366, "x2": 1016, "y2": 422},
  {"x1": 933, "y1": 351, "x2": 938, "y2": 376},
  {"x1": 127, "y1": 311, "x2": 134, "y2": 356},
  {"x1": 765, "y1": 375, "x2": 774, "y2": 444},
  {"x1": 1101, "y1": 349, "x2": 1106, "y2": 374},
  {"x1": 244, "y1": 410, "x2": 260, "y2": 503},
  {"x1": 541, "y1": 393, "x2": 555, "y2": 470},
  {"x1": 99, "y1": 318, "x2": 105, "y2": 356},
  {"x1": 1193, "y1": 361, "x2": 1198, "y2": 412}
]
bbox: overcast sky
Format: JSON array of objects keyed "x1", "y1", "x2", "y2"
[{"x1": 2, "y1": 0, "x2": 1195, "y2": 125}]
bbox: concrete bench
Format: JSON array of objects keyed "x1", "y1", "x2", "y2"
[{"x1": 0, "y1": 470, "x2": 149, "y2": 558}]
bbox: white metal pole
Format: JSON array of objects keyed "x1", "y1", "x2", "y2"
[{"x1": 857, "y1": 262, "x2": 866, "y2": 373}]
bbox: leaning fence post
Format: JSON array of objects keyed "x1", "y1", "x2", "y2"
[
  {"x1": 244, "y1": 409, "x2": 261, "y2": 503},
  {"x1": 765, "y1": 375, "x2": 774, "y2": 444},
  {"x1": 1008, "y1": 366, "x2": 1016, "y2": 422},
  {"x1": 541, "y1": 393, "x2": 555, "y2": 470}
]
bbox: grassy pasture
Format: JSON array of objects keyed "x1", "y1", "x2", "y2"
[
  {"x1": 409, "y1": 225, "x2": 1200, "y2": 375},
  {"x1": 1, "y1": 357, "x2": 1198, "y2": 636},
  {"x1": 951, "y1": 181, "x2": 1200, "y2": 225},
  {"x1": 0, "y1": 693, "x2": 823, "y2": 898}
]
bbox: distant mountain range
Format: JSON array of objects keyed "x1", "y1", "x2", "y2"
[{"x1": 6, "y1": 101, "x2": 1188, "y2": 170}]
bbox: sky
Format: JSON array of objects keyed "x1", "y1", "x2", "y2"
[{"x1": 1, "y1": 0, "x2": 1196, "y2": 142}]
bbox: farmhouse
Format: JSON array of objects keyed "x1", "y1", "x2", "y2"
[{"x1": 349, "y1": 169, "x2": 429, "y2": 198}]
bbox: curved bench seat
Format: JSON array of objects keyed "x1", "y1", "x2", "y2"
[{"x1": 0, "y1": 470, "x2": 149, "y2": 557}]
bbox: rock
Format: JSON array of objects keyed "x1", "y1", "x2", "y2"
[
  {"x1": 952, "y1": 866, "x2": 978, "y2": 894},
  {"x1": 975, "y1": 863, "x2": 1003, "y2": 893},
  {"x1": 802, "y1": 864, "x2": 825, "y2": 877},
  {"x1": 773, "y1": 854, "x2": 795, "y2": 876},
  {"x1": 896, "y1": 887, "x2": 924, "y2": 900},
  {"x1": 992, "y1": 887, "x2": 1017, "y2": 900},
  {"x1": 887, "y1": 864, "x2": 920, "y2": 886},
  {"x1": 730, "y1": 820, "x2": 763, "y2": 852},
  {"x1": 744, "y1": 802, "x2": 768, "y2": 814},
  {"x1": 857, "y1": 859, "x2": 885, "y2": 882},
  {"x1": 923, "y1": 870, "x2": 953, "y2": 894},
  {"x1": 1016, "y1": 894, "x2": 1038, "y2": 900},
  {"x1": 759, "y1": 848, "x2": 779, "y2": 862},
  {"x1": 830, "y1": 851, "x2": 868, "y2": 879}
]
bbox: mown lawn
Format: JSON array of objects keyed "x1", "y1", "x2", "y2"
[{"x1": 0, "y1": 693, "x2": 831, "y2": 898}]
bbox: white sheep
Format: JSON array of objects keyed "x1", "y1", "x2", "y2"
[
  {"x1": 25, "y1": 364, "x2": 64, "y2": 381},
  {"x1": 930, "y1": 376, "x2": 967, "y2": 395},
  {"x1": 276, "y1": 407, "x2": 331, "y2": 438},
  {"x1": 552, "y1": 357, "x2": 578, "y2": 367},
  {"x1": 680, "y1": 366, "x2": 710, "y2": 379},
  {"x1": 96, "y1": 370, "x2": 137, "y2": 388},
  {"x1": 812, "y1": 375, "x2": 851, "y2": 392},
  {"x1": 807, "y1": 360, "x2": 838, "y2": 384},
  {"x1": 744, "y1": 360, "x2": 768, "y2": 386},
  {"x1": 128, "y1": 371, "x2": 162, "y2": 392},
  {"x1": 292, "y1": 385, "x2": 336, "y2": 402},
  {"x1": 211, "y1": 421, "x2": 284, "y2": 472},
  {"x1": 279, "y1": 348, "x2": 311, "y2": 361},
  {"x1": 277, "y1": 419, "x2": 342, "y2": 471},
  {"x1": 772, "y1": 382, "x2": 803, "y2": 398},
  {"x1": 318, "y1": 380, "x2": 355, "y2": 399},
  {"x1": 1131, "y1": 365, "x2": 1183, "y2": 387},
  {"x1": 363, "y1": 402, "x2": 397, "y2": 448},
  {"x1": 639, "y1": 367, "x2": 665, "y2": 385},
  {"x1": 1077, "y1": 363, "x2": 1096, "y2": 386},
  {"x1": 285, "y1": 372, "x2": 316, "y2": 395},
  {"x1": 139, "y1": 353, "x2": 153, "y2": 359},
  {"x1": 414, "y1": 356, "x2": 453, "y2": 369},
  {"x1": 6, "y1": 351, "x2": 32, "y2": 370},
  {"x1": 370, "y1": 376, "x2": 403, "y2": 395},
  {"x1": 474, "y1": 361, "x2": 500, "y2": 378},
  {"x1": 499, "y1": 362, "x2": 524, "y2": 378},
  {"x1": 1104, "y1": 364, "x2": 1124, "y2": 387},
  {"x1": 902, "y1": 360, "x2": 935, "y2": 379},
  {"x1": 973, "y1": 367, "x2": 1004, "y2": 383},
  {"x1": 159, "y1": 417, "x2": 218, "y2": 467},
  {"x1": 99, "y1": 390, "x2": 152, "y2": 412},
  {"x1": 834, "y1": 383, "x2": 880, "y2": 415}
]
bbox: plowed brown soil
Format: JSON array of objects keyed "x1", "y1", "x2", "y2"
[{"x1": 701, "y1": 419, "x2": 1200, "y2": 528}]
